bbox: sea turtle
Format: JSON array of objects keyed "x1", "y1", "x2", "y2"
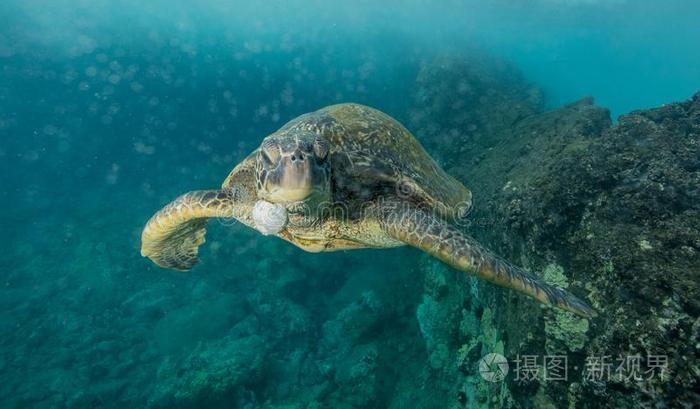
[{"x1": 141, "y1": 103, "x2": 595, "y2": 317}]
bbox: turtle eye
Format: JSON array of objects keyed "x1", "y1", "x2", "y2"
[
  {"x1": 313, "y1": 137, "x2": 329, "y2": 161},
  {"x1": 261, "y1": 140, "x2": 280, "y2": 165}
]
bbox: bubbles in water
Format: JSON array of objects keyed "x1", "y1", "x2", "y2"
[
  {"x1": 42, "y1": 125, "x2": 58, "y2": 136},
  {"x1": 62, "y1": 69, "x2": 77, "y2": 84},
  {"x1": 101, "y1": 85, "x2": 115, "y2": 96},
  {"x1": 23, "y1": 150, "x2": 40, "y2": 162},
  {"x1": 134, "y1": 141, "x2": 155, "y2": 155},
  {"x1": 255, "y1": 105, "x2": 269, "y2": 117},
  {"x1": 105, "y1": 163, "x2": 120, "y2": 185},
  {"x1": 0, "y1": 34, "x2": 15, "y2": 57},
  {"x1": 208, "y1": 98, "x2": 219, "y2": 113},
  {"x1": 108, "y1": 103, "x2": 120, "y2": 115},
  {"x1": 130, "y1": 82, "x2": 143, "y2": 92},
  {"x1": 75, "y1": 35, "x2": 97, "y2": 55},
  {"x1": 280, "y1": 84, "x2": 294, "y2": 106}
]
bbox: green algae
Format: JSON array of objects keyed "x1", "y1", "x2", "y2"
[{"x1": 542, "y1": 264, "x2": 590, "y2": 353}]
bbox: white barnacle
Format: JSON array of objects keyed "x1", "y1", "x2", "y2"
[{"x1": 252, "y1": 200, "x2": 288, "y2": 235}]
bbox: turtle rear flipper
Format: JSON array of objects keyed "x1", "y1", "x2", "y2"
[
  {"x1": 141, "y1": 190, "x2": 239, "y2": 270},
  {"x1": 381, "y1": 201, "x2": 597, "y2": 318}
]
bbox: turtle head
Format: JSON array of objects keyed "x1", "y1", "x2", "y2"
[{"x1": 255, "y1": 131, "x2": 331, "y2": 205}]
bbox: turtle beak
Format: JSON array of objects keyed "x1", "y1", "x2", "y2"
[{"x1": 265, "y1": 148, "x2": 317, "y2": 202}]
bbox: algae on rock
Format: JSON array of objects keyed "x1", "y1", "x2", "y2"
[{"x1": 542, "y1": 264, "x2": 590, "y2": 353}]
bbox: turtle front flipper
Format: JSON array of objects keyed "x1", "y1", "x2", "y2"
[
  {"x1": 141, "y1": 190, "x2": 244, "y2": 271},
  {"x1": 380, "y1": 202, "x2": 596, "y2": 318}
]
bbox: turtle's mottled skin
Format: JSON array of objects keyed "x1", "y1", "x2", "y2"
[{"x1": 141, "y1": 103, "x2": 596, "y2": 318}]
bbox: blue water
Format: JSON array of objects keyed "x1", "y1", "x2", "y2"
[{"x1": 1, "y1": 1, "x2": 698, "y2": 408}]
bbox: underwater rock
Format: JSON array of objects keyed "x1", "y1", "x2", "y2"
[
  {"x1": 542, "y1": 264, "x2": 590, "y2": 353},
  {"x1": 409, "y1": 52, "x2": 543, "y2": 171},
  {"x1": 331, "y1": 343, "x2": 380, "y2": 408},
  {"x1": 321, "y1": 290, "x2": 389, "y2": 355},
  {"x1": 416, "y1": 294, "x2": 455, "y2": 352},
  {"x1": 247, "y1": 288, "x2": 314, "y2": 342},
  {"x1": 460, "y1": 92, "x2": 700, "y2": 408},
  {"x1": 153, "y1": 295, "x2": 242, "y2": 354},
  {"x1": 390, "y1": 83, "x2": 698, "y2": 408},
  {"x1": 151, "y1": 335, "x2": 268, "y2": 408}
]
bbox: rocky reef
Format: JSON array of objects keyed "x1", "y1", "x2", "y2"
[
  {"x1": 409, "y1": 52, "x2": 544, "y2": 172},
  {"x1": 459, "y1": 91, "x2": 700, "y2": 409}
]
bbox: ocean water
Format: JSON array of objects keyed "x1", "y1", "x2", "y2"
[{"x1": 1, "y1": 1, "x2": 699, "y2": 408}]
